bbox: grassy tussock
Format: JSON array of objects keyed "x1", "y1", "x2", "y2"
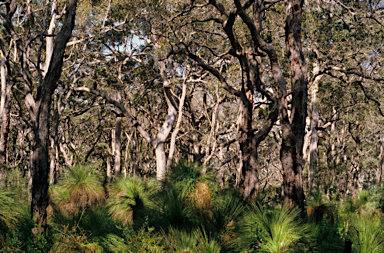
[{"x1": 2, "y1": 162, "x2": 384, "y2": 252}]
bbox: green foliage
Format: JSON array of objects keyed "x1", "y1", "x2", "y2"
[
  {"x1": 154, "y1": 181, "x2": 199, "y2": 229},
  {"x1": 312, "y1": 217, "x2": 344, "y2": 253},
  {"x1": 163, "y1": 227, "x2": 221, "y2": 253},
  {"x1": 76, "y1": 206, "x2": 121, "y2": 242},
  {"x1": 207, "y1": 189, "x2": 246, "y2": 251},
  {"x1": 50, "y1": 165, "x2": 105, "y2": 217},
  {"x1": 51, "y1": 225, "x2": 102, "y2": 253},
  {"x1": 340, "y1": 189, "x2": 382, "y2": 216},
  {"x1": 166, "y1": 160, "x2": 214, "y2": 189},
  {"x1": 348, "y1": 215, "x2": 384, "y2": 253},
  {"x1": 0, "y1": 189, "x2": 19, "y2": 243},
  {"x1": 247, "y1": 204, "x2": 309, "y2": 253},
  {"x1": 1, "y1": 215, "x2": 54, "y2": 253},
  {"x1": 102, "y1": 221, "x2": 164, "y2": 253},
  {"x1": 107, "y1": 177, "x2": 156, "y2": 226}
]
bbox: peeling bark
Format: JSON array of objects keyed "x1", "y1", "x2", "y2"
[{"x1": 281, "y1": 0, "x2": 307, "y2": 211}]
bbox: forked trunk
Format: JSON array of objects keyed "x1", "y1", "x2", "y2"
[{"x1": 28, "y1": 0, "x2": 78, "y2": 235}]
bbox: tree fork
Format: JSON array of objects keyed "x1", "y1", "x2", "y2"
[{"x1": 30, "y1": 0, "x2": 78, "y2": 235}]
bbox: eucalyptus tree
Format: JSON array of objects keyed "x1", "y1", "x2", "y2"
[
  {"x1": 66, "y1": 0, "x2": 185, "y2": 181},
  {"x1": 157, "y1": 0, "x2": 307, "y2": 210},
  {"x1": 0, "y1": 0, "x2": 78, "y2": 234},
  {"x1": 302, "y1": 0, "x2": 384, "y2": 197}
]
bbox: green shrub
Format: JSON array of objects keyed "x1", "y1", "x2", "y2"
[
  {"x1": 313, "y1": 216, "x2": 344, "y2": 253},
  {"x1": 0, "y1": 189, "x2": 19, "y2": 244},
  {"x1": 163, "y1": 227, "x2": 220, "y2": 253},
  {"x1": 207, "y1": 189, "x2": 246, "y2": 251},
  {"x1": 1, "y1": 216, "x2": 54, "y2": 253},
  {"x1": 247, "y1": 204, "x2": 309, "y2": 253},
  {"x1": 51, "y1": 164, "x2": 105, "y2": 218},
  {"x1": 102, "y1": 221, "x2": 164, "y2": 252},
  {"x1": 50, "y1": 225, "x2": 102, "y2": 253},
  {"x1": 154, "y1": 181, "x2": 199, "y2": 230},
  {"x1": 107, "y1": 177, "x2": 156, "y2": 226},
  {"x1": 348, "y1": 215, "x2": 384, "y2": 253}
]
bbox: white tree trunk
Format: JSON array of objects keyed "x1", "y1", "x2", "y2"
[
  {"x1": 308, "y1": 62, "x2": 323, "y2": 193},
  {"x1": 43, "y1": 0, "x2": 58, "y2": 76}
]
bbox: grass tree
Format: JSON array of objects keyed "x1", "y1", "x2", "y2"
[
  {"x1": 107, "y1": 177, "x2": 156, "y2": 226},
  {"x1": 51, "y1": 165, "x2": 104, "y2": 220},
  {"x1": 163, "y1": 227, "x2": 221, "y2": 253},
  {"x1": 247, "y1": 204, "x2": 309, "y2": 253}
]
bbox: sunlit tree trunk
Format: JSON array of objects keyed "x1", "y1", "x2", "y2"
[
  {"x1": 0, "y1": 84, "x2": 11, "y2": 167},
  {"x1": 49, "y1": 98, "x2": 60, "y2": 185},
  {"x1": 0, "y1": 51, "x2": 12, "y2": 181},
  {"x1": 114, "y1": 92, "x2": 122, "y2": 175}
]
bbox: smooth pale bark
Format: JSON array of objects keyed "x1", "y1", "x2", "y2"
[
  {"x1": 308, "y1": 63, "x2": 323, "y2": 193},
  {"x1": 154, "y1": 91, "x2": 177, "y2": 180},
  {"x1": 167, "y1": 80, "x2": 187, "y2": 169},
  {"x1": 73, "y1": 62, "x2": 177, "y2": 181},
  {"x1": 49, "y1": 138, "x2": 55, "y2": 185},
  {"x1": 49, "y1": 99, "x2": 60, "y2": 185},
  {"x1": 114, "y1": 90, "x2": 122, "y2": 175},
  {"x1": 106, "y1": 155, "x2": 111, "y2": 180},
  {"x1": 59, "y1": 142, "x2": 73, "y2": 167},
  {"x1": 0, "y1": 83, "x2": 11, "y2": 166},
  {"x1": 281, "y1": 0, "x2": 307, "y2": 211},
  {"x1": 43, "y1": 0, "x2": 60, "y2": 77},
  {"x1": 0, "y1": 51, "x2": 11, "y2": 180}
]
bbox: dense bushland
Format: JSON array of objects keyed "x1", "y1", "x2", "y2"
[{"x1": 1, "y1": 162, "x2": 384, "y2": 252}]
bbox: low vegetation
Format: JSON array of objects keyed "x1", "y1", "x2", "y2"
[{"x1": 0, "y1": 162, "x2": 383, "y2": 252}]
